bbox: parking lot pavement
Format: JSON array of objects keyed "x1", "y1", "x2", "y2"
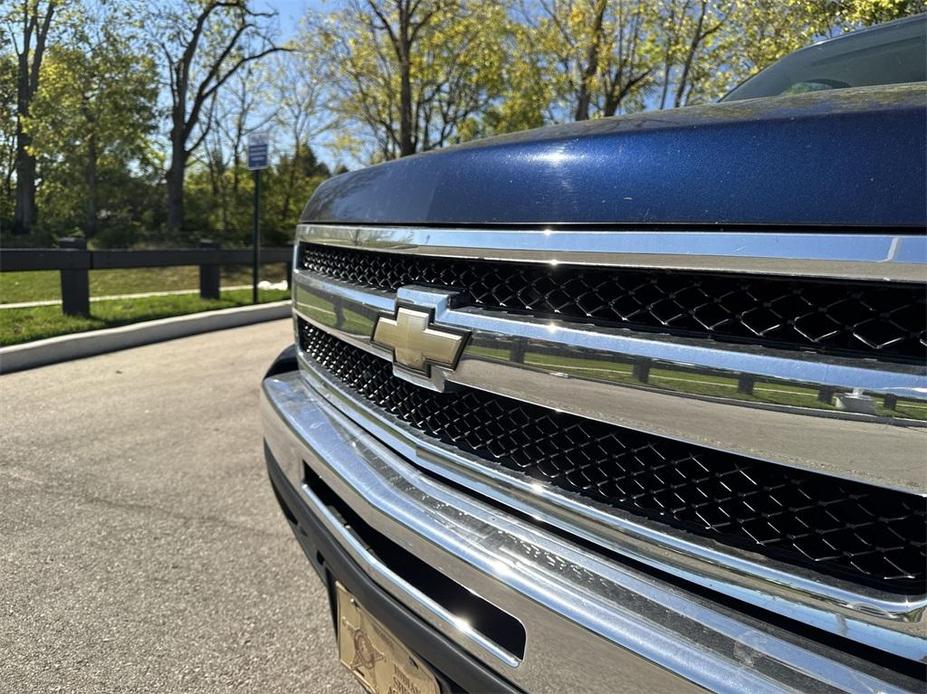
[{"x1": 0, "y1": 320, "x2": 358, "y2": 693}]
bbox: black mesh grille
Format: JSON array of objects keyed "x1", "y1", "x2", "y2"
[
  {"x1": 299, "y1": 320, "x2": 926, "y2": 594},
  {"x1": 300, "y1": 243, "x2": 927, "y2": 363}
]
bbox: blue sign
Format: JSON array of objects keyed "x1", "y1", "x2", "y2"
[{"x1": 248, "y1": 132, "x2": 270, "y2": 170}]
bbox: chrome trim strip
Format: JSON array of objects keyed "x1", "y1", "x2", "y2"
[
  {"x1": 294, "y1": 271, "x2": 926, "y2": 396},
  {"x1": 293, "y1": 271, "x2": 927, "y2": 493},
  {"x1": 293, "y1": 346, "x2": 927, "y2": 662},
  {"x1": 297, "y1": 223, "x2": 927, "y2": 282},
  {"x1": 263, "y1": 373, "x2": 922, "y2": 692}
]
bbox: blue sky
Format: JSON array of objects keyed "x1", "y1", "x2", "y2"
[{"x1": 259, "y1": 0, "x2": 326, "y2": 39}]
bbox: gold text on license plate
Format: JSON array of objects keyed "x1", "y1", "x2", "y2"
[{"x1": 336, "y1": 582, "x2": 440, "y2": 694}]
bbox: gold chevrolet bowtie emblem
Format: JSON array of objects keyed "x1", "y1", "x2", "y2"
[{"x1": 372, "y1": 306, "x2": 468, "y2": 374}]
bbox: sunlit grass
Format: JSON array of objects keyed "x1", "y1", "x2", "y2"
[
  {"x1": 0, "y1": 288, "x2": 289, "y2": 346},
  {"x1": 0, "y1": 265, "x2": 287, "y2": 304}
]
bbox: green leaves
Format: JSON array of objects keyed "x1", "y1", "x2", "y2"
[
  {"x1": 4, "y1": 0, "x2": 160, "y2": 242},
  {"x1": 310, "y1": 0, "x2": 515, "y2": 159}
]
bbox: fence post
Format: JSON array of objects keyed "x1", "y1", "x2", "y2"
[
  {"x1": 285, "y1": 260, "x2": 293, "y2": 290},
  {"x1": 632, "y1": 359, "x2": 652, "y2": 384},
  {"x1": 817, "y1": 386, "x2": 836, "y2": 404},
  {"x1": 58, "y1": 237, "x2": 90, "y2": 316},
  {"x1": 883, "y1": 393, "x2": 898, "y2": 411},
  {"x1": 736, "y1": 374, "x2": 756, "y2": 395},
  {"x1": 199, "y1": 239, "x2": 220, "y2": 300}
]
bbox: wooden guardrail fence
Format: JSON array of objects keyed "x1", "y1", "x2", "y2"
[{"x1": 2, "y1": 237, "x2": 292, "y2": 316}]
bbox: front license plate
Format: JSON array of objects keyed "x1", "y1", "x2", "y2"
[{"x1": 336, "y1": 582, "x2": 440, "y2": 694}]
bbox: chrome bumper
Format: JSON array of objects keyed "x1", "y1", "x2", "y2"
[{"x1": 262, "y1": 369, "x2": 919, "y2": 694}]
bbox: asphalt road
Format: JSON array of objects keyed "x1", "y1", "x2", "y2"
[{"x1": 0, "y1": 320, "x2": 358, "y2": 693}]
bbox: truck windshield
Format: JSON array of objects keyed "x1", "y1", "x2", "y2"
[{"x1": 723, "y1": 14, "x2": 926, "y2": 101}]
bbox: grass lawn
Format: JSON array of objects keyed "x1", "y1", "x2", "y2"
[
  {"x1": 0, "y1": 287, "x2": 289, "y2": 346},
  {"x1": 0, "y1": 265, "x2": 288, "y2": 304}
]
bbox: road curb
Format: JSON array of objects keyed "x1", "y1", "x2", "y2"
[{"x1": 0, "y1": 301, "x2": 292, "y2": 374}]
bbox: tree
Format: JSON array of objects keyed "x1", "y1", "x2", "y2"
[
  {"x1": 26, "y1": 2, "x2": 159, "y2": 241},
  {"x1": 532, "y1": 0, "x2": 654, "y2": 120},
  {"x1": 5, "y1": 0, "x2": 60, "y2": 235},
  {"x1": 149, "y1": 0, "x2": 283, "y2": 234},
  {"x1": 184, "y1": 143, "x2": 329, "y2": 245},
  {"x1": 0, "y1": 50, "x2": 17, "y2": 227},
  {"x1": 184, "y1": 31, "x2": 335, "y2": 243},
  {"x1": 482, "y1": 16, "x2": 551, "y2": 134},
  {"x1": 199, "y1": 62, "x2": 273, "y2": 234},
  {"x1": 364, "y1": 0, "x2": 450, "y2": 157},
  {"x1": 268, "y1": 49, "x2": 333, "y2": 225},
  {"x1": 262, "y1": 146, "x2": 330, "y2": 244},
  {"x1": 830, "y1": 0, "x2": 927, "y2": 27},
  {"x1": 315, "y1": 0, "x2": 509, "y2": 160},
  {"x1": 651, "y1": 0, "x2": 731, "y2": 109}
]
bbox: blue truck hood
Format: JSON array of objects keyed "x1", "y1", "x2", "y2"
[{"x1": 302, "y1": 84, "x2": 926, "y2": 229}]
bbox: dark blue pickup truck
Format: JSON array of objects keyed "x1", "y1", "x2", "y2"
[{"x1": 262, "y1": 16, "x2": 926, "y2": 693}]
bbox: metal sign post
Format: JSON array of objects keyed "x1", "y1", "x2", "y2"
[{"x1": 247, "y1": 132, "x2": 270, "y2": 304}]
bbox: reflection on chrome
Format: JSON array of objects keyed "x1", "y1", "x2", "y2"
[
  {"x1": 489, "y1": 559, "x2": 515, "y2": 580},
  {"x1": 451, "y1": 616, "x2": 473, "y2": 635},
  {"x1": 466, "y1": 340, "x2": 927, "y2": 422},
  {"x1": 296, "y1": 223, "x2": 927, "y2": 281}
]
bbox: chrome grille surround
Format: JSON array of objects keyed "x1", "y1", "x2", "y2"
[
  {"x1": 300, "y1": 243, "x2": 927, "y2": 363},
  {"x1": 293, "y1": 223, "x2": 927, "y2": 662}
]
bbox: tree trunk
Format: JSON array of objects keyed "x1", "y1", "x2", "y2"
[
  {"x1": 603, "y1": 69, "x2": 650, "y2": 117},
  {"x1": 657, "y1": 4, "x2": 677, "y2": 111},
  {"x1": 13, "y1": 29, "x2": 35, "y2": 235},
  {"x1": 13, "y1": 130, "x2": 36, "y2": 235},
  {"x1": 674, "y1": 1, "x2": 708, "y2": 108},
  {"x1": 13, "y1": 0, "x2": 56, "y2": 236},
  {"x1": 157, "y1": 2, "x2": 282, "y2": 235},
  {"x1": 85, "y1": 129, "x2": 99, "y2": 237},
  {"x1": 166, "y1": 110, "x2": 186, "y2": 233},
  {"x1": 573, "y1": 0, "x2": 608, "y2": 121},
  {"x1": 166, "y1": 165, "x2": 185, "y2": 233},
  {"x1": 398, "y1": 7, "x2": 414, "y2": 157}
]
